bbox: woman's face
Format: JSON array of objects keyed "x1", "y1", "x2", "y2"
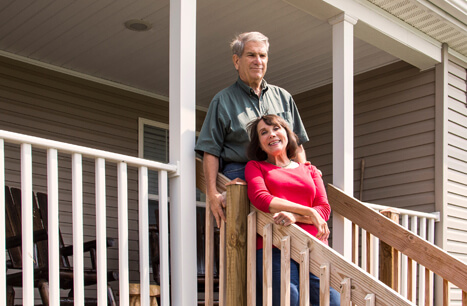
[{"x1": 257, "y1": 119, "x2": 288, "y2": 157}]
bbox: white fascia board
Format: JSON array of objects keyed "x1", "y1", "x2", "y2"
[
  {"x1": 285, "y1": 0, "x2": 442, "y2": 70},
  {"x1": 448, "y1": 46, "x2": 467, "y2": 65},
  {"x1": 428, "y1": 0, "x2": 467, "y2": 24}
]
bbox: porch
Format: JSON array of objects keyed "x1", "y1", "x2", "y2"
[{"x1": 2, "y1": 129, "x2": 466, "y2": 305}]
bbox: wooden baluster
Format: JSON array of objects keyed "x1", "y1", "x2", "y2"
[
  {"x1": 320, "y1": 264, "x2": 330, "y2": 306},
  {"x1": 366, "y1": 231, "x2": 373, "y2": 275},
  {"x1": 205, "y1": 197, "x2": 215, "y2": 306},
  {"x1": 263, "y1": 223, "x2": 273, "y2": 306},
  {"x1": 299, "y1": 250, "x2": 309, "y2": 306},
  {"x1": 443, "y1": 279, "x2": 449, "y2": 306},
  {"x1": 281, "y1": 236, "x2": 291, "y2": 306},
  {"x1": 219, "y1": 220, "x2": 226, "y2": 306},
  {"x1": 352, "y1": 223, "x2": 358, "y2": 266},
  {"x1": 364, "y1": 293, "x2": 375, "y2": 306},
  {"x1": 247, "y1": 212, "x2": 257, "y2": 306},
  {"x1": 341, "y1": 278, "x2": 352, "y2": 305},
  {"x1": 407, "y1": 257, "x2": 414, "y2": 302},
  {"x1": 425, "y1": 267, "x2": 433, "y2": 306},
  {"x1": 463, "y1": 290, "x2": 467, "y2": 306}
]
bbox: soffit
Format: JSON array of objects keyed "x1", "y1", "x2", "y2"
[{"x1": 366, "y1": 0, "x2": 467, "y2": 57}]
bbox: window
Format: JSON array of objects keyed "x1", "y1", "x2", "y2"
[{"x1": 138, "y1": 118, "x2": 205, "y2": 224}]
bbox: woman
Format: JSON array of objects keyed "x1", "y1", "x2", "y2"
[{"x1": 244, "y1": 114, "x2": 340, "y2": 306}]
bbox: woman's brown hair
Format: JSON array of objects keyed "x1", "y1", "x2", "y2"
[{"x1": 246, "y1": 114, "x2": 299, "y2": 161}]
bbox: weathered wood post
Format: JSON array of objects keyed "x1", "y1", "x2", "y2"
[
  {"x1": 379, "y1": 208, "x2": 400, "y2": 292},
  {"x1": 225, "y1": 179, "x2": 249, "y2": 306}
]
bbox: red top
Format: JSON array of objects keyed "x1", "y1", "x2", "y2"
[{"x1": 245, "y1": 161, "x2": 331, "y2": 249}]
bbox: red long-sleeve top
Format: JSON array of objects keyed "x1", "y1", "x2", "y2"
[{"x1": 245, "y1": 161, "x2": 331, "y2": 249}]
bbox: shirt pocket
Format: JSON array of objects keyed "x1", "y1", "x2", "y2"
[{"x1": 274, "y1": 111, "x2": 293, "y2": 128}]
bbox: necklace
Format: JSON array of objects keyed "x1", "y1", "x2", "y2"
[{"x1": 266, "y1": 159, "x2": 292, "y2": 168}]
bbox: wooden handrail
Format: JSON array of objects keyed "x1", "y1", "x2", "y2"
[
  {"x1": 196, "y1": 157, "x2": 229, "y2": 193},
  {"x1": 327, "y1": 183, "x2": 467, "y2": 293},
  {"x1": 196, "y1": 158, "x2": 414, "y2": 305},
  {"x1": 252, "y1": 205, "x2": 413, "y2": 306}
]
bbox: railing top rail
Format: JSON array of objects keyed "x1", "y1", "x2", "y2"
[
  {"x1": 252, "y1": 206, "x2": 414, "y2": 306},
  {"x1": 328, "y1": 184, "x2": 467, "y2": 292},
  {"x1": 196, "y1": 157, "x2": 229, "y2": 193},
  {"x1": 363, "y1": 202, "x2": 440, "y2": 221},
  {"x1": 0, "y1": 129, "x2": 178, "y2": 174}
]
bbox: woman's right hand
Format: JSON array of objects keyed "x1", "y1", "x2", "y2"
[{"x1": 273, "y1": 211, "x2": 296, "y2": 227}]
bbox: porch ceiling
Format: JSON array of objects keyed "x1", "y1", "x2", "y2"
[{"x1": 0, "y1": 0, "x2": 464, "y2": 109}]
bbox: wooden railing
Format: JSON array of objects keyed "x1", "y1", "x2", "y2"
[
  {"x1": 248, "y1": 205, "x2": 412, "y2": 305},
  {"x1": 197, "y1": 158, "x2": 414, "y2": 305},
  {"x1": 197, "y1": 157, "x2": 467, "y2": 305},
  {"x1": 349, "y1": 202, "x2": 439, "y2": 304},
  {"x1": 327, "y1": 184, "x2": 467, "y2": 306}
]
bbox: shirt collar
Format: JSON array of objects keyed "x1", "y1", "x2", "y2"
[{"x1": 236, "y1": 77, "x2": 269, "y2": 96}]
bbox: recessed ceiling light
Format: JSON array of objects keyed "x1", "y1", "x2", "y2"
[{"x1": 124, "y1": 19, "x2": 152, "y2": 32}]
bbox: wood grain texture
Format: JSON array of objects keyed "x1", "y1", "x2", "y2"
[
  {"x1": 264, "y1": 224, "x2": 273, "y2": 306},
  {"x1": 299, "y1": 250, "x2": 309, "y2": 306},
  {"x1": 253, "y1": 206, "x2": 412, "y2": 305},
  {"x1": 379, "y1": 210, "x2": 400, "y2": 291},
  {"x1": 225, "y1": 183, "x2": 249, "y2": 306},
  {"x1": 341, "y1": 278, "x2": 352, "y2": 305},
  {"x1": 281, "y1": 236, "x2": 291, "y2": 306},
  {"x1": 327, "y1": 184, "x2": 467, "y2": 293},
  {"x1": 247, "y1": 212, "x2": 257, "y2": 306},
  {"x1": 320, "y1": 264, "x2": 330, "y2": 306}
]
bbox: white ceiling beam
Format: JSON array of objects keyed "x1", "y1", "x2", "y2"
[{"x1": 284, "y1": 0, "x2": 442, "y2": 70}]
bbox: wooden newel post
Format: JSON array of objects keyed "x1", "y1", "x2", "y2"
[
  {"x1": 379, "y1": 208, "x2": 400, "y2": 292},
  {"x1": 225, "y1": 179, "x2": 249, "y2": 306}
]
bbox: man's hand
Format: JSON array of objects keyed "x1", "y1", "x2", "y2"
[
  {"x1": 208, "y1": 191, "x2": 226, "y2": 228},
  {"x1": 203, "y1": 152, "x2": 226, "y2": 228}
]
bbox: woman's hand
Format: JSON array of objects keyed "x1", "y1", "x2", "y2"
[
  {"x1": 308, "y1": 208, "x2": 330, "y2": 241},
  {"x1": 273, "y1": 211, "x2": 296, "y2": 227}
]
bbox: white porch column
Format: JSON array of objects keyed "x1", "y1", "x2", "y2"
[
  {"x1": 329, "y1": 13, "x2": 357, "y2": 258},
  {"x1": 169, "y1": 0, "x2": 197, "y2": 305}
]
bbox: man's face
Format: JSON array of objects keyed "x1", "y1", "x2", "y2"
[{"x1": 233, "y1": 41, "x2": 268, "y2": 86}]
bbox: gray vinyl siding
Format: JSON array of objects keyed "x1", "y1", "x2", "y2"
[
  {"x1": 0, "y1": 55, "x2": 169, "y2": 301},
  {"x1": 295, "y1": 61, "x2": 436, "y2": 212},
  {"x1": 445, "y1": 57, "x2": 467, "y2": 304}
]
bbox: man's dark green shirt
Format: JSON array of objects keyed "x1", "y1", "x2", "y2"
[{"x1": 195, "y1": 77, "x2": 309, "y2": 163}]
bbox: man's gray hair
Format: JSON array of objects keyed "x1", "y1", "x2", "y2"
[{"x1": 230, "y1": 32, "x2": 269, "y2": 57}]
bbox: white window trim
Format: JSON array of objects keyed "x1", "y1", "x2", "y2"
[
  {"x1": 138, "y1": 117, "x2": 205, "y2": 206},
  {"x1": 138, "y1": 117, "x2": 169, "y2": 159},
  {"x1": 138, "y1": 118, "x2": 169, "y2": 201}
]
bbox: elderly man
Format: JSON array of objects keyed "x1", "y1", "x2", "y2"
[{"x1": 195, "y1": 31, "x2": 309, "y2": 228}]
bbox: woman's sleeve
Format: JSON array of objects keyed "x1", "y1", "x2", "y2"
[
  {"x1": 309, "y1": 165, "x2": 331, "y2": 221},
  {"x1": 245, "y1": 162, "x2": 275, "y2": 213}
]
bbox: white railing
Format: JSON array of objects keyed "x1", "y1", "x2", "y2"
[
  {"x1": 353, "y1": 202, "x2": 439, "y2": 304},
  {"x1": 0, "y1": 129, "x2": 178, "y2": 306}
]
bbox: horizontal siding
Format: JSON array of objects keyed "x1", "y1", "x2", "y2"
[
  {"x1": 354, "y1": 62, "x2": 436, "y2": 210},
  {"x1": 295, "y1": 84, "x2": 333, "y2": 183},
  {"x1": 0, "y1": 55, "x2": 170, "y2": 302},
  {"x1": 446, "y1": 58, "x2": 467, "y2": 274},
  {"x1": 296, "y1": 61, "x2": 437, "y2": 211}
]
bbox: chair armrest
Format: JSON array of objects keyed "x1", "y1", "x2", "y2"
[
  {"x1": 6, "y1": 229, "x2": 48, "y2": 249},
  {"x1": 60, "y1": 237, "x2": 116, "y2": 257}
]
